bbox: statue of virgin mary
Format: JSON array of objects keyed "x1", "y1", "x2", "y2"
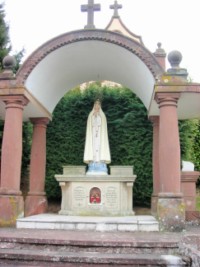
[{"x1": 84, "y1": 99, "x2": 111, "y2": 175}]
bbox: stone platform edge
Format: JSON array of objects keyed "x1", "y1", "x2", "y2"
[{"x1": 16, "y1": 214, "x2": 159, "y2": 232}]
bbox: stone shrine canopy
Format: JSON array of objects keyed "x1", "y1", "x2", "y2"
[{"x1": 1, "y1": 0, "x2": 200, "y2": 121}]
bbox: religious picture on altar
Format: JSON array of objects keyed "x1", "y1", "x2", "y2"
[
  {"x1": 90, "y1": 187, "x2": 101, "y2": 204},
  {"x1": 84, "y1": 99, "x2": 111, "y2": 175}
]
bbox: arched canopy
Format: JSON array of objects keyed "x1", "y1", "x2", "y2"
[{"x1": 15, "y1": 29, "x2": 163, "y2": 121}]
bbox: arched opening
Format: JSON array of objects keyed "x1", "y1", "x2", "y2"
[{"x1": 13, "y1": 29, "x2": 163, "y2": 122}]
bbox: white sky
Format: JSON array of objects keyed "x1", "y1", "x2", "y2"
[{"x1": 2, "y1": 0, "x2": 200, "y2": 82}]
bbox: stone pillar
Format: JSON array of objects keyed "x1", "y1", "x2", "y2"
[
  {"x1": 25, "y1": 118, "x2": 49, "y2": 216},
  {"x1": 149, "y1": 116, "x2": 160, "y2": 215},
  {"x1": 155, "y1": 92, "x2": 185, "y2": 231},
  {"x1": 0, "y1": 95, "x2": 29, "y2": 226},
  {"x1": 181, "y1": 171, "x2": 200, "y2": 221}
]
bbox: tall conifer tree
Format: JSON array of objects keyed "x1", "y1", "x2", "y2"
[{"x1": 0, "y1": 3, "x2": 11, "y2": 70}]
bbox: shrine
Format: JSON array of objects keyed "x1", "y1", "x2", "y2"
[{"x1": 0, "y1": 0, "x2": 200, "y2": 231}]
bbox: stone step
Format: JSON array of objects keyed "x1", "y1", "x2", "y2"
[
  {"x1": 16, "y1": 214, "x2": 159, "y2": 232},
  {"x1": 0, "y1": 229, "x2": 191, "y2": 266},
  {"x1": 0, "y1": 240, "x2": 179, "y2": 255},
  {"x1": 0, "y1": 233, "x2": 179, "y2": 255},
  {"x1": 0, "y1": 249, "x2": 190, "y2": 266}
]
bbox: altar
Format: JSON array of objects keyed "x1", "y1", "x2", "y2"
[{"x1": 55, "y1": 166, "x2": 136, "y2": 216}]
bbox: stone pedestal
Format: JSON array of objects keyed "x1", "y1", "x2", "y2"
[
  {"x1": 157, "y1": 193, "x2": 185, "y2": 232},
  {"x1": 0, "y1": 193, "x2": 24, "y2": 227},
  {"x1": 55, "y1": 166, "x2": 136, "y2": 216}
]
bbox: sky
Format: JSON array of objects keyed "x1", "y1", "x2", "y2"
[{"x1": 2, "y1": 0, "x2": 200, "y2": 82}]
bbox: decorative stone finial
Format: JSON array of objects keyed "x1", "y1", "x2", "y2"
[
  {"x1": 167, "y1": 50, "x2": 188, "y2": 78},
  {"x1": 0, "y1": 55, "x2": 16, "y2": 79},
  {"x1": 154, "y1": 42, "x2": 166, "y2": 56},
  {"x1": 3, "y1": 55, "x2": 16, "y2": 70},
  {"x1": 168, "y1": 50, "x2": 182, "y2": 68}
]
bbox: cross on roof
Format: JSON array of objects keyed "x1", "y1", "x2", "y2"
[
  {"x1": 110, "y1": 1, "x2": 122, "y2": 18},
  {"x1": 81, "y1": 0, "x2": 101, "y2": 29}
]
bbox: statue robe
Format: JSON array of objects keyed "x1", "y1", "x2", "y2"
[{"x1": 84, "y1": 107, "x2": 111, "y2": 164}]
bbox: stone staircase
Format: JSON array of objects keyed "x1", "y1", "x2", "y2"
[{"x1": 0, "y1": 232, "x2": 191, "y2": 266}]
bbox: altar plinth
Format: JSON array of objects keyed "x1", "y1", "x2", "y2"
[{"x1": 55, "y1": 166, "x2": 136, "y2": 216}]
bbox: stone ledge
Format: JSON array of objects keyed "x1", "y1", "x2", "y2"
[
  {"x1": 17, "y1": 214, "x2": 159, "y2": 232},
  {"x1": 55, "y1": 175, "x2": 136, "y2": 182}
]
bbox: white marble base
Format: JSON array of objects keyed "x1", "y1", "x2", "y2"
[{"x1": 17, "y1": 214, "x2": 159, "y2": 232}]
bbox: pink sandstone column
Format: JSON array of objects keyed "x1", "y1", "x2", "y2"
[
  {"x1": 25, "y1": 117, "x2": 49, "y2": 216},
  {"x1": 155, "y1": 92, "x2": 185, "y2": 231},
  {"x1": 0, "y1": 95, "x2": 28, "y2": 226},
  {"x1": 156, "y1": 93, "x2": 181, "y2": 193},
  {"x1": 149, "y1": 116, "x2": 160, "y2": 215}
]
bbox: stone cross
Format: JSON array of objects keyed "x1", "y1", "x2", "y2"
[
  {"x1": 110, "y1": 1, "x2": 122, "y2": 18},
  {"x1": 81, "y1": 0, "x2": 101, "y2": 29}
]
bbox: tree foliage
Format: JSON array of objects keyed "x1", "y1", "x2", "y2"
[
  {"x1": 0, "y1": 3, "x2": 11, "y2": 70},
  {"x1": 191, "y1": 119, "x2": 200, "y2": 186}
]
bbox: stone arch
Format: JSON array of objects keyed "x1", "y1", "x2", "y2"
[{"x1": 15, "y1": 29, "x2": 163, "y2": 120}]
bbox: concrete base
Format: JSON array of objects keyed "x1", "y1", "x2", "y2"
[
  {"x1": 157, "y1": 194, "x2": 185, "y2": 232},
  {"x1": 17, "y1": 214, "x2": 159, "y2": 232},
  {"x1": 25, "y1": 194, "x2": 48, "y2": 217},
  {"x1": 0, "y1": 195, "x2": 24, "y2": 227}
]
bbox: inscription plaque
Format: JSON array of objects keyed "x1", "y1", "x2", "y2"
[
  {"x1": 105, "y1": 186, "x2": 118, "y2": 210},
  {"x1": 73, "y1": 186, "x2": 86, "y2": 208}
]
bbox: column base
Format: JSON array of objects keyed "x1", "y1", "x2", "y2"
[
  {"x1": 157, "y1": 193, "x2": 185, "y2": 232},
  {"x1": 151, "y1": 194, "x2": 158, "y2": 216},
  {"x1": 185, "y1": 211, "x2": 200, "y2": 222},
  {"x1": 0, "y1": 194, "x2": 24, "y2": 227},
  {"x1": 25, "y1": 193, "x2": 48, "y2": 217}
]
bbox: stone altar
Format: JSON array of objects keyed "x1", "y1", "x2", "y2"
[{"x1": 55, "y1": 166, "x2": 136, "y2": 216}]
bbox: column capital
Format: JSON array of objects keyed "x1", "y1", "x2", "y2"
[
  {"x1": 181, "y1": 171, "x2": 200, "y2": 183},
  {"x1": 155, "y1": 92, "x2": 181, "y2": 108},
  {"x1": 30, "y1": 117, "x2": 50, "y2": 126},
  {"x1": 0, "y1": 95, "x2": 29, "y2": 108}
]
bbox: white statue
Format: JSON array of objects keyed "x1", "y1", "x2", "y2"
[{"x1": 84, "y1": 99, "x2": 111, "y2": 174}]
